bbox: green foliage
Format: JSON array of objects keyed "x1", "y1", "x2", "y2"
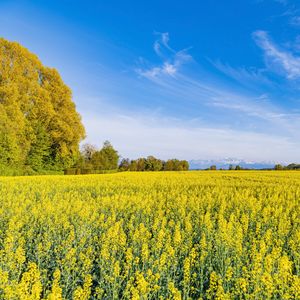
[
  {"x1": 95, "y1": 140, "x2": 119, "y2": 170},
  {"x1": 136, "y1": 158, "x2": 146, "y2": 171},
  {"x1": 26, "y1": 123, "x2": 51, "y2": 171},
  {"x1": 0, "y1": 38, "x2": 85, "y2": 174},
  {"x1": 272, "y1": 164, "x2": 300, "y2": 170},
  {"x1": 0, "y1": 132, "x2": 19, "y2": 166},
  {"x1": 164, "y1": 159, "x2": 189, "y2": 171},
  {"x1": 274, "y1": 164, "x2": 284, "y2": 170},
  {"x1": 121, "y1": 157, "x2": 189, "y2": 172},
  {"x1": 79, "y1": 141, "x2": 119, "y2": 171},
  {"x1": 119, "y1": 158, "x2": 131, "y2": 171},
  {"x1": 145, "y1": 156, "x2": 163, "y2": 171},
  {"x1": 130, "y1": 160, "x2": 138, "y2": 171},
  {"x1": 286, "y1": 163, "x2": 300, "y2": 170}
]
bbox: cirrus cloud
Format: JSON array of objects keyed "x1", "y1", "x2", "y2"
[{"x1": 253, "y1": 30, "x2": 300, "y2": 79}]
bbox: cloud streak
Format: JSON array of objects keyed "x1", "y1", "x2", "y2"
[
  {"x1": 136, "y1": 32, "x2": 192, "y2": 79},
  {"x1": 132, "y1": 33, "x2": 300, "y2": 151},
  {"x1": 211, "y1": 60, "x2": 271, "y2": 87},
  {"x1": 253, "y1": 30, "x2": 300, "y2": 79},
  {"x1": 136, "y1": 34, "x2": 296, "y2": 132}
]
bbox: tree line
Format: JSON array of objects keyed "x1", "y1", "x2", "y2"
[
  {"x1": 119, "y1": 157, "x2": 189, "y2": 172},
  {"x1": 274, "y1": 164, "x2": 300, "y2": 170},
  {"x1": 208, "y1": 165, "x2": 244, "y2": 170},
  {"x1": 207, "y1": 164, "x2": 300, "y2": 171},
  {"x1": 64, "y1": 142, "x2": 189, "y2": 174}
]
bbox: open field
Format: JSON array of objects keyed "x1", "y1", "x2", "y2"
[{"x1": 0, "y1": 171, "x2": 300, "y2": 299}]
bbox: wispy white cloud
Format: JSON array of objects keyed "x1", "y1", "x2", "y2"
[
  {"x1": 136, "y1": 32, "x2": 192, "y2": 79},
  {"x1": 134, "y1": 33, "x2": 300, "y2": 138},
  {"x1": 211, "y1": 60, "x2": 271, "y2": 87},
  {"x1": 276, "y1": 3, "x2": 300, "y2": 27},
  {"x1": 138, "y1": 62, "x2": 177, "y2": 78},
  {"x1": 139, "y1": 71, "x2": 289, "y2": 131},
  {"x1": 253, "y1": 30, "x2": 300, "y2": 79},
  {"x1": 153, "y1": 32, "x2": 173, "y2": 56}
]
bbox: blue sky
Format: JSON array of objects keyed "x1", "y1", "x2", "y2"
[{"x1": 1, "y1": 0, "x2": 300, "y2": 162}]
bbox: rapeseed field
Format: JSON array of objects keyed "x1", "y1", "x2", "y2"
[{"x1": 0, "y1": 171, "x2": 299, "y2": 299}]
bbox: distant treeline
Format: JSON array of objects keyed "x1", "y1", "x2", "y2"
[
  {"x1": 207, "y1": 165, "x2": 244, "y2": 170},
  {"x1": 119, "y1": 157, "x2": 189, "y2": 172},
  {"x1": 64, "y1": 141, "x2": 189, "y2": 175},
  {"x1": 65, "y1": 142, "x2": 300, "y2": 175},
  {"x1": 205, "y1": 164, "x2": 300, "y2": 171},
  {"x1": 274, "y1": 163, "x2": 300, "y2": 170}
]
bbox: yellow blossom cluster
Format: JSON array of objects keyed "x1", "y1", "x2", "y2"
[{"x1": 0, "y1": 171, "x2": 299, "y2": 299}]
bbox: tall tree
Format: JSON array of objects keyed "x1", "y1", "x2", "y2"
[
  {"x1": 99, "y1": 141, "x2": 119, "y2": 170},
  {"x1": 90, "y1": 141, "x2": 119, "y2": 170},
  {"x1": 0, "y1": 38, "x2": 85, "y2": 173}
]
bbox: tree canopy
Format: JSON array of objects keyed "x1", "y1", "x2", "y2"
[
  {"x1": 75, "y1": 141, "x2": 119, "y2": 172},
  {"x1": 0, "y1": 38, "x2": 85, "y2": 174},
  {"x1": 119, "y1": 156, "x2": 189, "y2": 172}
]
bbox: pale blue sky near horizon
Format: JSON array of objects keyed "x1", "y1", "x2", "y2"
[{"x1": 1, "y1": 0, "x2": 300, "y2": 163}]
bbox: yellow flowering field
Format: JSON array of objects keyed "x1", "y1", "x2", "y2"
[{"x1": 0, "y1": 171, "x2": 300, "y2": 299}]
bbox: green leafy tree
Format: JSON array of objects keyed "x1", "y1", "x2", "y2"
[
  {"x1": 286, "y1": 163, "x2": 300, "y2": 170},
  {"x1": 118, "y1": 157, "x2": 189, "y2": 172},
  {"x1": 274, "y1": 164, "x2": 284, "y2": 170},
  {"x1": 130, "y1": 160, "x2": 137, "y2": 171},
  {"x1": 100, "y1": 141, "x2": 119, "y2": 170},
  {"x1": 91, "y1": 141, "x2": 119, "y2": 170},
  {"x1": 136, "y1": 158, "x2": 146, "y2": 171},
  {"x1": 145, "y1": 156, "x2": 163, "y2": 171},
  {"x1": 119, "y1": 158, "x2": 131, "y2": 171},
  {"x1": 164, "y1": 159, "x2": 175, "y2": 171},
  {"x1": 179, "y1": 160, "x2": 189, "y2": 171},
  {"x1": 0, "y1": 38, "x2": 85, "y2": 173},
  {"x1": 163, "y1": 159, "x2": 189, "y2": 171}
]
